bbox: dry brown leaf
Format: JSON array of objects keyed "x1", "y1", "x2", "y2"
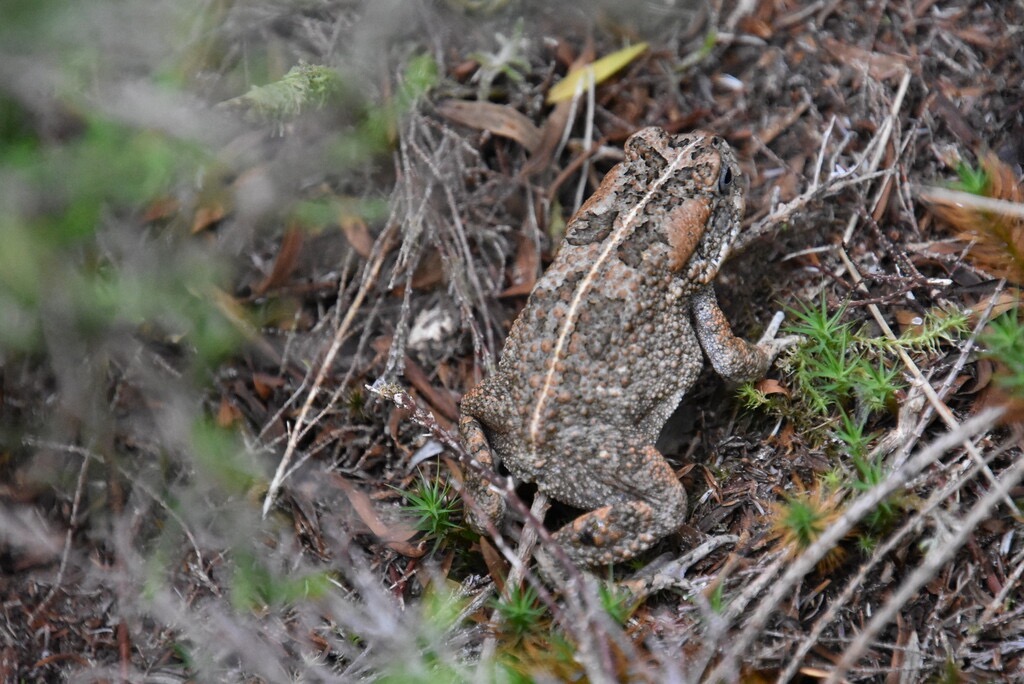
[
  {"x1": 142, "y1": 196, "x2": 180, "y2": 223},
  {"x1": 520, "y1": 42, "x2": 593, "y2": 178},
  {"x1": 341, "y1": 213, "x2": 374, "y2": 259},
  {"x1": 968, "y1": 289, "x2": 1020, "y2": 323},
  {"x1": 872, "y1": 167, "x2": 896, "y2": 223},
  {"x1": 972, "y1": 365, "x2": 1024, "y2": 425},
  {"x1": 737, "y1": 15, "x2": 772, "y2": 39},
  {"x1": 450, "y1": 59, "x2": 479, "y2": 81},
  {"x1": 478, "y1": 536, "x2": 507, "y2": 593},
  {"x1": 191, "y1": 166, "x2": 235, "y2": 233},
  {"x1": 369, "y1": 336, "x2": 458, "y2": 423},
  {"x1": 386, "y1": 399, "x2": 408, "y2": 441},
  {"x1": 436, "y1": 99, "x2": 543, "y2": 153},
  {"x1": 951, "y1": 26, "x2": 1000, "y2": 49},
  {"x1": 937, "y1": 81, "x2": 988, "y2": 99},
  {"x1": 216, "y1": 397, "x2": 242, "y2": 428},
  {"x1": 966, "y1": 359, "x2": 994, "y2": 394},
  {"x1": 500, "y1": 232, "x2": 539, "y2": 297},
  {"x1": 737, "y1": 667, "x2": 774, "y2": 684},
  {"x1": 701, "y1": 465, "x2": 721, "y2": 496},
  {"x1": 822, "y1": 37, "x2": 910, "y2": 82},
  {"x1": 191, "y1": 203, "x2": 226, "y2": 234},
  {"x1": 551, "y1": 37, "x2": 576, "y2": 69},
  {"x1": 252, "y1": 372, "x2": 285, "y2": 400},
  {"x1": 254, "y1": 225, "x2": 304, "y2": 296},
  {"x1": 927, "y1": 93, "x2": 981, "y2": 149},
  {"x1": 893, "y1": 308, "x2": 927, "y2": 336},
  {"x1": 331, "y1": 474, "x2": 425, "y2": 557},
  {"x1": 757, "y1": 100, "x2": 810, "y2": 146},
  {"x1": 402, "y1": 354, "x2": 459, "y2": 424},
  {"x1": 411, "y1": 249, "x2": 445, "y2": 290},
  {"x1": 519, "y1": 98, "x2": 573, "y2": 177},
  {"x1": 756, "y1": 377, "x2": 790, "y2": 397}
]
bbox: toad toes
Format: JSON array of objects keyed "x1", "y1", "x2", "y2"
[{"x1": 459, "y1": 127, "x2": 796, "y2": 567}]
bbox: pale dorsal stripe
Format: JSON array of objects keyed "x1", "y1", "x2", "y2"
[{"x1": 528, "y1": 145, "x2": 691, "y2": 443}]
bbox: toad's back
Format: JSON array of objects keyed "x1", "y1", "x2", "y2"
[{"x1": 496, "y1": 130, "x2": 745, "y2": 449}]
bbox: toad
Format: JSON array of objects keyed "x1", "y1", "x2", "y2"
[{"x1": 459, "y1": 127, "x2": 796, "y2": 566}]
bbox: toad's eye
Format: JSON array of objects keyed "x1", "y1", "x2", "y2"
[{"x1": 718, "y1": 166, "x2": 733, "y2": 193}]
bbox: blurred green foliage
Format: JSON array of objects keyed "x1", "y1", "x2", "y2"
[
  {"x1": 231, "y1": 551, "x2": 333, "y2": 611},
  {"x1": 0, "y1": 1, "x2": 458, "y2": 679},
  {"x1": 376, "y1": 586, "x2": 470, "y2": 684},
  {"x1": 228, "y1": 62, "x2": 345, "y2": 126},
  {"x1": 0, "y1": 100, "x2": 230, "y2": 353}
]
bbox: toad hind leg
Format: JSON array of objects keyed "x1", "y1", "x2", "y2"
[
  {"x1": 458, "y1": 413, "x2": 508, "y2": 534},
  {"x1": 552, "y1": 445, "x2": 687, "y2": 567}
]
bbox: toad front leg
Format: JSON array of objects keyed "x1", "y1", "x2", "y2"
[{"x1": 691, "y1": 285, "x2": 799, "y2": 382}]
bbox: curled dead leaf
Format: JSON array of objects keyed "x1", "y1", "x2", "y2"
[
  {"x1": 822, "y1": 37, "x2": 910, "y2": 82},
  {"x1": 341, "y1": 213, "x2": 374, "y2": 259},
  {"x1": 143, "y1": 196, "x2": 180, "y2": 223},
  {"x1": 411, "y1": 249, "x2": 445, "y2": 290},
  {"x1": 479, "y1": 536, "x2": 507, "y2": 593},
  {"x1": 216, "y1": 397, "x2": 242, "y2": 428},
  {"x1": 436, "y1": 99, "x2": 543, "y2": 153},
  {"x1": 191, "y1": 203, "x2": 226, "y2": 234},
  {"x1": 331, "y1": 474, "x2": 425, "y2": 558},
  {"x1": 252, "y1": 372, "x2": 285, "y2": 400},
  {"x1": 254, "y1": 225, "x2": 303, "y2": 295},
  {"x1": 968, "y1": 289, "x2": 1020, "y2": 324},
  {"x1": 755, "y1": 378, "x2": 790, "y2": 397},
  {"x1": 964, "y1": 359, "x2": 992, "y2": 395},
  {"x1": 499, "y1": 232, "x2": 539, "y2": 297}
]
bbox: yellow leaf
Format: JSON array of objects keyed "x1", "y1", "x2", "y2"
[{"x1": 546, "y1": 42, "x2": 648, "y2": 104}]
